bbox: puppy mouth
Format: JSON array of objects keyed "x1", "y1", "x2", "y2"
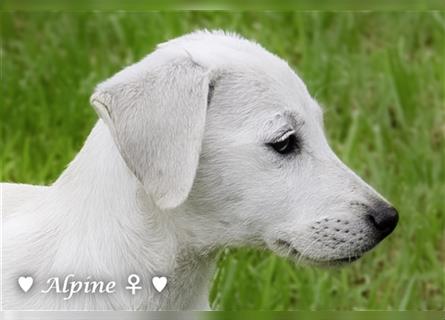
[
  {"x1": 274, "y1": 239, "x2": 362, "y2": 266},
  {"x1": 326, "y1": 255, "x2": 361, "y2": 264}
]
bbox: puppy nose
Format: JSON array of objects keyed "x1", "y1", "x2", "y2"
[{"x1": 367, "y1": 204, "x2": 398, "y2": 237}]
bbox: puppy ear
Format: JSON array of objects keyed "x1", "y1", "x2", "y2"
[{"x1": 90, "y1": 49, "x2": 210, "y2": 209}]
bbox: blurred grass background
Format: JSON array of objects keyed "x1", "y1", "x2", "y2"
[{"x1": 1, "y1": 12, "x2": 444, "y2": 310}]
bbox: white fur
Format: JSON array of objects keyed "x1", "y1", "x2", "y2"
[{"x1": 2, "y1": 30, "x2": 391, "y2": 310}]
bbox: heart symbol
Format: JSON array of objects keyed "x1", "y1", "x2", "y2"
[
  {"x1": 18, "y1": 276, "x2": 34, "y2": 292},
  {"x1": 152, "y1": 276, "x2": 167, "y2": 292}
]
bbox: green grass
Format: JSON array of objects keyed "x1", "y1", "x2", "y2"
[{"x1": 1, "y1": 12, "x2": 444, "y2": 310}]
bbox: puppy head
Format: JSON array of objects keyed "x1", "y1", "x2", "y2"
[{"x1": 91, "y1": 31, "x2": 398, "y2": 266}]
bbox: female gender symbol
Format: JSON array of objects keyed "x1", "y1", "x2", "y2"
[{"x1": 125, "y1": 274, "x2": 142, "y2": 295}]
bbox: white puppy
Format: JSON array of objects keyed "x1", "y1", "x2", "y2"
[{"x1": 2, "y1": 30, "x2": 398, "y2": 310}]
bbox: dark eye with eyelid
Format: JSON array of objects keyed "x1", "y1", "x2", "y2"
[{"x1": 268, "y1": 133, "x2": 300, "y2": 155}]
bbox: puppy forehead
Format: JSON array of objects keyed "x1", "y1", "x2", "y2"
[
  {"x1": 160, "y1": 30, "x2": 322, "y2": 125},
  {"x1": 210, "y1": 70, "x2": 321, "y2": 130},
  {"x1": 159, "y1": 30, "x2": 309, "y2": 95}
]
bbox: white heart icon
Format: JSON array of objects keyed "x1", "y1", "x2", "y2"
[
  {"x1": 18, "y1": 276, "x2": 34, "y2": 292},
  {"x1": 152, "y1": 276, "x2": 167, "y2": 292}
]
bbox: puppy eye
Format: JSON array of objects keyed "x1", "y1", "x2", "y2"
[{"x1": 268, "y1": 134, "x2": 299, "y2": 155}]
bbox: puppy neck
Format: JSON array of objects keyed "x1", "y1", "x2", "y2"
[{"x1": 50, "y1": 120, "x2": 213, "y2": 309}]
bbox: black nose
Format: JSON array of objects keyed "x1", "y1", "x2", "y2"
[{"x1": 366, "y1": 204, "x2": 399, "y2": 238}]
